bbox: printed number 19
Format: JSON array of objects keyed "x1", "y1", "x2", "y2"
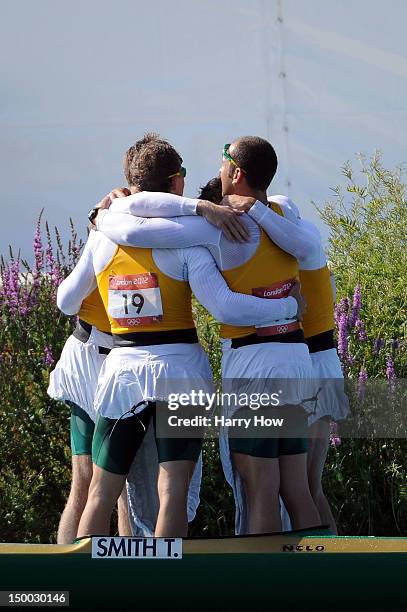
[{"x1": 122, "y1": 293, "x2": 144, "y2": 314}]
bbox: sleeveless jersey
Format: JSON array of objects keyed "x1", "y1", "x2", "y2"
[
  {"x1": 220, "y1": 227, "x2": 300, "y2": 339},
  {"x1": 96, "y1": 245, "x2": 194, "y2": 334},
  {"x1": 77, "y1": 287, "x2": 111, "y2": 333}
]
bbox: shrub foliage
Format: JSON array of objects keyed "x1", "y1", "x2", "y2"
[{"x1": 0, "y1": 156, "x2": 405, "y2": 542}]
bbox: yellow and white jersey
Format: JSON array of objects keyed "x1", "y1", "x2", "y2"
[
  {"x1": 56, "y1": 228, "x2": 307, "y2": 419},
  {"x1": 77, "y1": 287, "x2": 111, "y2": 333},
  {"x1": 96, "y1": 244, "x2": 194, "y2": 335},
  {"x1": 57, "y1": 230, "x2": 301, "y2": 336},
  {"x1": 265, "y1": 196, "x2": 335, "y2": 339},
  {"x1": 97, "y1": 191, "x2": 331, "y2": 338},
  {"x1": 219, "y1": 227, "x2": 300, "y2": 339}
]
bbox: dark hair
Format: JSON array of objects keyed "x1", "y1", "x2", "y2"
[
  {"x1": 198, "y1": 177, "x2": 222, "y2": 205},
  {"x1": 231, "y1": 136, "x2": 278, "y2": 191},
  {"x1": 123, "y1": 132, "x2": 182, "y2": 192}
]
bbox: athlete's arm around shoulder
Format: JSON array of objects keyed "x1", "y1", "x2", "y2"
[
  {"x1": 96, "y1": 212, "x2": 224, "y2": 250},
  {"x1": 96, "y1": 191, "x2": 248, "y2": 246},
  {"x1": 108, "y1": 191, "x2": 200, "y2": 217},
  {"x1": 57, "y1": 231, "x2": 115, "y2": 315},
  {"x1": 246, "y1": 195, "x2": 320, "y2": 263},
  {"x1": 181, "y1": 246, "x2": 298, "y2": 325}
]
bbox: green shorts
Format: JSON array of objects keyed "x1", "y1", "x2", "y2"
[
  {"x1": 228, "y1": 405, "x2": 308, "y2": 459},
  {"x1": 229, "y1": 435, "x2": 307, "y2": 458},
  {"x1": 67, "y1": 401, "x2": 95, "y2": 456},
  {"x1": 92, "y1": 402, "x2": 202, "y2": 475}
]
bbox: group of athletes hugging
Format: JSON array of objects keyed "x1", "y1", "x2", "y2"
[{"x1": 47, "y1": 133, "x2": 349, "y2": 543}]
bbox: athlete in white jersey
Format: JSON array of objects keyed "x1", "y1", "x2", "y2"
[
  {"x1": 96, "y1": 185, "x2": 348, "y2": 534},
  {"x1": 57, "y1": 230, "x2": 303, "y2": 418},
  {"x1": 48, "y1": 288, "x2": 132, "y2": 542},
  {"x1": 94, "y1": 137, "x2": 322, "y2": 534},
  {"x1": 58, "y1": 134, "x2": 305, "y2": 538},
  {"x1": 266, "y1": 196, "x2": 349, "y2": 533},
  {"x1": 218, "y1": 191, "x2": 349, "y2": 533}
]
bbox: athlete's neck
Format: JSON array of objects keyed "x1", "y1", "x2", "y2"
[
  {"x1": 232, "y1": 186, "x2": 268, "y2": 206},
  {"x1": 129, "y1": 186, "x2": 180, "y2": 195}
]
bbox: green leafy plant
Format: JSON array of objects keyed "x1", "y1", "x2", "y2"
[{"x1": 1, "y1": 155, "x2": 406, "y2": 541}]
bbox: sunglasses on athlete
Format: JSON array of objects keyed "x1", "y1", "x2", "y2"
[
  {"x1": 168, "y1": 166, "x2": 187, "y2": 179},
  {"x1": 223, "y1": 144, "x2": 246, "y2": 173}
]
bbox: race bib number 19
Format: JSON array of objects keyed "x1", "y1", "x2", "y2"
[{"x1": 108, "y1": 273, "x2": 163, "y2": 327}]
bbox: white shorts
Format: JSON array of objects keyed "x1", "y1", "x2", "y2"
[
  {"x1": 47, "y1": 327, "x2": 113, "y2": 421},
  {"x1": 308, "y1": 348, "x2": 350, "y2": 426},
  {"x1": 94, "y1": 342, "x2": 213, "y2": 419},
  {"x1": 221, "y1": 340, "x2": 315, "y2": 408},
  {"x1": 220, "y1": 339, "x2": 315, "y2": 535},
  {"x1": 95, "y1": 341, "x2": 213, "y2": 537}
]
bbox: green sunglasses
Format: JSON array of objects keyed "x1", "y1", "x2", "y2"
[
  {"x1": 223, "y1": 144, "x2": 246, "y2": 173},
  {"x1": 168, "y1": 166, "x2": 187, "y2": 179}
]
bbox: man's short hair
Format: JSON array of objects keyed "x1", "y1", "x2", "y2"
[
  {"x1": 231, "y1": 136, "x2": 278, "y2": 191},
  {"x1": 123, "y1": 132, "x2": 182, "y2": 192},
  {"x1": 198, "y1": 177, "x2": 222, "y2": 205}
]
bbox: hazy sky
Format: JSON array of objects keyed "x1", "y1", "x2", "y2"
[{"x1": 1, "y1": 0, "x2": 406, "y2": 263}]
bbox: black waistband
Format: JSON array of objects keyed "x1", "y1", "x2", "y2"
[
  {"x1": 72, "y1": 319, "x2": 93, "y2": 343},
  {"x1": 73, "y1": 319, "x2": 112, "y2": 352},
  {"x1": 98, "y1": 346, "x2": 111, "y2": 355},
  {"x1": 113, "y1": 328, "x2": 199, "y2": 348},
  {"x1": 306, "y1": 330, "x2": 335, "y2": 353},
  {"x1": 230, "y1": 329, "x2": 306, "y2": 349}
]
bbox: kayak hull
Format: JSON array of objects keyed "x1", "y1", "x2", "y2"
[{"x1": 1, "y1": 533, "x2": 406, "y2": 610}]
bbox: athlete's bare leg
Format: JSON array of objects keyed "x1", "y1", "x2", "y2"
[
  {"x1": 232, "y1": 453, "x2": 281, "y2": 534},
  {"x1": 57, "y1": 455, "x2": 92, "y2": 544},
  {"x1": 77, "y1": 465, "x2": 126, "y2": 537},
  {"x1": 117, "y1": 485, "x2": 132, "y2": 536},
  {"x1": 155, "y1": 460, "x2": 195, "y2": 537},
  {"x1": 307, "y1": 419, "x2": 338, "y2": 534},
  {"x1": 279, "y1": 453, "x2": 321, "y2": 530},
  {"x1": 58, "y1": 457, "x2": 132, "y2": 542}
]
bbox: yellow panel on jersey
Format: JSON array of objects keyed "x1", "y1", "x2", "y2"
[
  {"x1": 268, "y1": 201, "x2": 285, "y2": 216},
  {"x1": 300, "y1": 266, "x2": 335, "y2": 338},
  {"x1": 220, "y1": 229, "x2": 300, "y2": 339},
  {"x1": 78, "y1": 287, "x2": 111, "y2": 333},
  {"x1": 96, "y1": 245, "x2": 194, "y2": 334}
]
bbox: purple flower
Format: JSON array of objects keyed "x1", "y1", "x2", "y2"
[
  {"x1": 391, "y1": 339, "x2": 399, "y2": 352},
  {"x1": 355, "y1": 318, "x2": 367, "y2": 342},
  {"x1": 335, "y1": 297, "x2": 350, "y2": 318},
  {"x1": 33, "y1": 224, "x2": 43, "y2": 275},
  {"x1": 329, "y1": 421, "x2": 341, "y2": 447},
  {"x1": 373, "y1": 338, "x2": 384, "y2": 355},
  {"x1": 42, "y1": 345, "x2": 55, "y2": 368},
  {"x1": 337, "y1": 312, "x2": 349, "y2": 361},
  {"x1": 69, "y1": 219, "x2": 82, "y2": 266},
  {"x1": 2, "y1": 259, "x2": 20, "y2": 314},
  {"x1": 51, "y1": 264, "x2": 63, "y2": 292},
  {"x1": 350, "y1": 284, "x2": 362, "y2": 327},
  {"x1": 46, "y1": 243, "x2": 54, "y2": 273},
  {"x1": 358, "y1": 367, "x2": 368, "y2": 400},
  {"x1": 386, "y1": 356, "x2": 395, "y2": 393},
  {"x1": 386, "y1": 356, "x2": 395, "y2": 381}
]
